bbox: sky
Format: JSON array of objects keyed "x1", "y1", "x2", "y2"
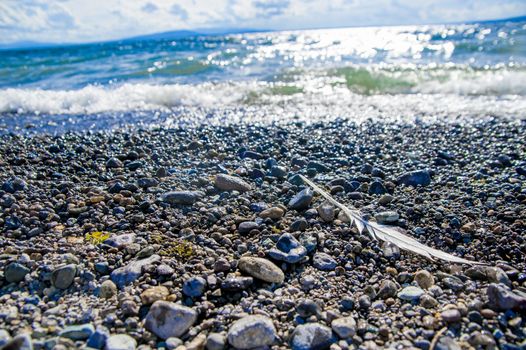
[{"x1": 0, "y1": 0, "x2": 525, "y2": 44}]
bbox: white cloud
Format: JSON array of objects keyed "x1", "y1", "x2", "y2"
[{"x1": 0, "y1": 0, "x2": 524, "y2": 44}]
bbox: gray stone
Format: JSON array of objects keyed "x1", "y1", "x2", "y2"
[
  {"x1": 110, "y1": 255, "x2": 160, "y2": 288},
  {"x1": 331, "y1": 317, "x2": 356, "y2": 339},
  {"x1": 397, "y1": 286, "x2": 425, "y2": 301},
  {"x1": 291, "y1": 323, "x2": 335, "y2": 350},
  {"x1": 1, "y1": 334, "x2": 32, "y2": 350},
  {"x1": 377, "y1": 280, "x2": 398, "y2": 299},
  {"x1": 259, "y1": 207, "x2": 284, "y2": 219},
  {"x1": 5, "y1": 262, "x2": 30, "y2": 283},
  {"x1": 487, "y1": 283, "x2": 526, "y2": 311},
  {"x1": 215, "y1": 174, "x2": 251, "y2": 192},
  {"x1": 288, "y1": 188, "x2": 313, "y2": 210},
  {"x1": 206, "y1": 333, "x2": 226, "y2": 350},
  {"x1": 268, "y1": 233, "x2": 307, "y2": 264},
  {"x1": 238, "y1": 221, "x2": 259, "y2": 234},
  {"x1": 105, "y1": 233, "x2": 136, "y2": 248},
  {"x1": 106, "y1": 157, "x2": 123, "y2": 169},
  {"x1": 435, "y1": 336, "x2": 461, "y2": 350},
  {"x1": 144, "y1": 301, "x2": 197, "y2": 339},
  {"x1": 396, "y1": 169, "x2": 431, "y2": 187},
  {"x1": 238, "y1": 256, "x2": 284, "y2": 284},
  {"x1": 313, "y1": 252, "x2": 337, "y2": 271},
  {"x1": 105, "y1": 334, "x2": 136, "y2": 350},
  {"x1": 59, "y1": 324, "x2": 95, "y2": 340},
  {"x1": 160, "y1": 191, "x2": 201, "y2": 205},
  {"x1": 375, "y1": 211, "x2": 399, "y2": 224},
  {"x1": 0, "y1": 330, "x2": 11, "y2": 347},
  {"x1": 227, "y1": 315, "x2": 276, "y2": 349},
  {"x1": 99, "y1": 280, "x2": 117, "y2": 299},
  {"x1": 51, "y1": 264, "x2": 77, "y2": 289},
  {"x1": 415, "y1": 270, "x2": 435, "y2": 289},
  {"x1": 182, "y1": 276, "x2": 207, "y2": 297},
  {"x1": 87, "y1": 326, "x2": 109, "y2": 349},
  {"x1": 317, "y1": 202, "x2": 335, "y2": 222},
  {"x1": 221, "y1": 277, "x2": 253, "y2": 291}
]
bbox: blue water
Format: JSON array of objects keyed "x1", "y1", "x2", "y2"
[{"x1": 0, "y1": 18, "x2": 525, "y2": 131}]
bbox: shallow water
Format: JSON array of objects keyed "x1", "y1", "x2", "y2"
[{"x1": 1, "y1": 18, "x2": 525, "y2": 132}]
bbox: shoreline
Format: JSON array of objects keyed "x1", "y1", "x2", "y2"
[{"x1": 1, "y1": 118, "x2": 525, "y2": 349}]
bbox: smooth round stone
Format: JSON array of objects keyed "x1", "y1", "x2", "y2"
[
  {"x1": 415, "y1": 270, "x2": 435, "y2": 289},
  {"x1": 227, "y1": 315, "x2": 276, "y2": 349},
  {"x1": 140, "y1": 286, "x2": 169, "y2": 305},
  {"x1": 377, "y1": 280, "x2": 398, "y2": 299},
  {"x1": 144, "y1": 301, "x2": 197, "y2": 339},
  {"x1": 238, "y1": 257, "x2": 284, "y2": 284},
  {"x1": 51, "y1": 264, "x2": 77, "y2": 289},
  {"x1": 215, "y1": 174, "x2": 251, "y2": 192},
  {"x1": 5, "y1": 263, "x2": 30, "y2": 283},
  {"x1": 313, "y1": 252, "x2": 337, "y2": 271},
  {"x1": 259, "y1": 207, "x2": 285, "y2": 219},
  {"x1": 206, "y1": 333, "x2": 226, "y2": 350},
  {"x1": 105, "y1": 334, "x2": 137, "y2": 350},
  {"x1": 99, "y1": 280, "x2": 117, "y2": 299},
  {"x1": 106, "y1": 157, "x2": 123, "y2": 169},
  {"x1": 105, "y1": 233, "x2": 136, "y2": 248},
  {"x1": 331, "y1": 317, "x2": 356, "y2": 339},
  {"x1": 397, "y1": 286, "x2": 425, "y2": 301},
  {"x1": 182, "y1": 277, "x2": 207, "y2": 297},
  {"x1": 160, "y1": 191, "x2": 201, "y2": 205},
  {"x1": 396, "y1": 169, "x2": 431, "y2": 187},
  {"x1": 441, "y1": 309, "x2": 462, "y2": 323},
  {"x1": 291, "y1": 323, "x2": 335, "y2": 350},
  {"x1": 378, "y1": 194, "x2": 394, "y2": 205},
  {"x1": 238, "y1": 221, "x2": 259, "y2": 234},
  {"x1": 288, "y1": 188, "x2": 313, "y2": 210}
]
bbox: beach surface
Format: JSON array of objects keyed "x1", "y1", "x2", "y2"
[{"x1": 1, "y1": 117, "x2": 525, "y2": 349}]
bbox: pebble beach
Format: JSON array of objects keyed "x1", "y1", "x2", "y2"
[{"x1": 1, "y1": 117, "x2": 525, "y2": 350}]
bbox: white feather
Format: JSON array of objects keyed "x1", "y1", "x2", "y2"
[{"x1": 299, "y1": 175, "x2": 484, "y2": 265}]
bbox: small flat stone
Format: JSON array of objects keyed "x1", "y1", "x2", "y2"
[
  {"x1": 144, "y1": 301, "x2": 197, "y2": 339},
  {"x1": 110, "y1": 255, "x2": 160, "y2": 289},
  {"x1": 227, "y1": 315, "x2": 276, "y2": 349},
  {"x1": 105, "y1": 233, "x2": 135, "y2": 248},
  {"x1": 268, "y1": 233, "x2": 307, "y2": 264},
  {"x1": 59, "y1": 324, "x2": 95, "y2": 340},
  {"x1": 215, "y1": 174, "x2": 251, "y2": 192},
  {"x1": 160, "y1": 191, "x2": 201, "y2": 205},
  {"x1": 397, "y1": 286, "x2": 425, "y2": 301},
  {"x1": 375, "y1": 211, "x2": 399, "y2": 224},
  {"x1": 415, "y1": 270, "x2": 435, "y2": 289},
  {"x1": 182, "y1": 276, "x2": 207, "y2": 297},
  {"x1": 238, "y1": 257, "x2": 285, "y2": 284},
  {"x1": 313, "y1": 252, "x2": 337, "y2": 271},
  {"x1": 288, "y1": 188, "x2": 313, "y2": 210},
  {"x1": 259, "y1": 207, "x2": 285, "y2": 219},
  {"x1": 238, "y1": 221, "x2": 259, "y2": 234},
  {"x1": 396, "y1": 169, "x2": 431, "y2": 187},
  {"x1": 5, "y1": 263, "x2": 30, "y2": 283}
]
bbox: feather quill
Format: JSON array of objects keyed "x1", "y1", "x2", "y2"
[{"x1": 299, "y1": 175, "x2": 484, "y2": 265}]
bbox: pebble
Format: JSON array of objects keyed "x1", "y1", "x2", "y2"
[
  {"x1": 144, "y1": 301, "x2": 197, "y2": 339},
  {"x1": 313, "y1": 252, "x2": 337, "y2": 271},
  {"x1": 227, "y1": 315, "x2": 276, "y2": 349},
  {"x1": 441, "y1": 309, "x2": 461, "y2": 323},
  {"x1": 291, "y1": 323, "x2": 335, "y2": 350},
  {"x1": 87, "y1": 326, "x2": 109, "y2": 349},
  {"x1": 397, "y1": 286, "x2": 425, "y2": 301},
  {"x1": 317, "y1": 201, "x2": 335, "y2": 222},
  {"x1": 269, "y1": 233, "x2": 307, "y2": 264},
  {"x1": 414, "y1": 270, "x2": 435, "y2": 289},
  {"x1": 238, "y1": 257, "x2": 285, "y2": 283},
  {"x1": 160, "y1": 191, "x2": 202, "y2": 205},
  {"x1": 105, "y1": 334, "x2": 137, "y2": 350},
  {"x1": 215, "y1": 174, "x2": 251, "y2": 192},
  {"x1": 259, "y1": 207, "x2": 285, "y2": 219},
  {"x1": 396, "y1": 169, "x2": 431, "y2": 187},
  {"x1": 140, "y1": 286, "x2": 169, "y2": 304},
  {"x1": 99, "y1": 280, "x2": 117, "y2": 299},
  {"x1": 59, "y1": 324, "x2": 95, "y2": 340},
  {"x1": 110, "y1": 255, "x2": 160, "y2": 288},
  {"x1": 288, "y1": 188, "x2": 313, "y2": 210},
  {"x1": 331, "y1": 317, "x2": 356, "y2": 338},
  {"x1": 238, "y1": 221, "x2": 259, "y2": 234},
  {"x1": 51, "y1": 264, "x2": 77, "y2": 289},
  {"x1": 487, "y1": 283, "x2": 526, "y2": 310},
  {"x1": 182, "y1": 276, "x2": 207, "y2": 297},
  {"x1": 375, "y1": 211, "x2": 399, "y2": 224},
  {"x1": 206, "y1": 333, "x2": 226, "y2": 350},
  {"x1": 4, "y1": 262, "x2": 30, "y2": 283}
]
